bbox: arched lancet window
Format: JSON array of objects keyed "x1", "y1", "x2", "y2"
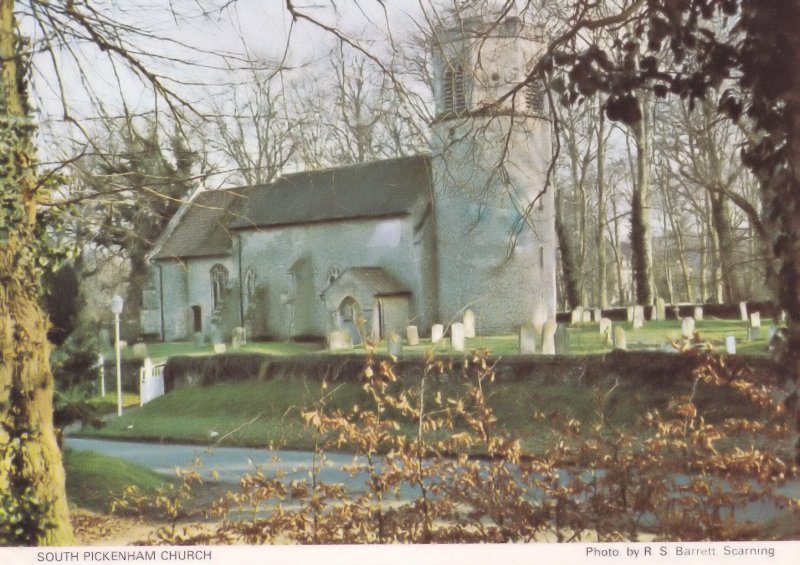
[
  {"x1": 210, "y1": 264, "x2": 229, "y2": 312},
  {"x1": 444, "y1": 63, "x2": 467, "y2": 114},
  {"x1": 243, "y1": 267, "x2": 256, "y2": 312}
]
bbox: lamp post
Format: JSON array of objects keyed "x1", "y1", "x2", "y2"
[{"x1": 112, "y1": 295, "x2": 124, "y2": 417}]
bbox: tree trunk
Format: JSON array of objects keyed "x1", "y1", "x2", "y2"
[
  {"x1": 555, "y1": 183, "x2": 582, "y2": 309},
  {"x1": 630, "y1": 95, "x2": 654, "y2": 305},
  {"x1": 596, "y1": 106, "x2": 608, "y2": 308},
  {"x1": 0, "y1": 0, "x2": 74, "y2": 545},
  {"x1": 708, "y1": 188, "x2": 741, "y2": 302}
]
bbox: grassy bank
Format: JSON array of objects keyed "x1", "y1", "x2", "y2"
[
  {"x1": 64, "y1": 449, "x2": 169, "y2": 511},
  {"x1": 75, "y1": 371, "x2": 758, "y2": 453}
]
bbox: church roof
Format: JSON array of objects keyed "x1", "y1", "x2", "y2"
[
  {"x1": 337, "y1": 267, "x2": 411, "y2": 296},
  {"x1": 152, "y1": 154, "x2": 432, "y2": 260},
  {"x1": 228, "y1": 154, "x2": 432, "y2": 230}
]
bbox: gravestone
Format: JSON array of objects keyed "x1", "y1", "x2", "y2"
[
  {"x1": 519, "y1": 323, "x2": 537, "y2": 354},
  {"x1": 387, "y1": 333, "x2": 402, "y2": 356},
  {"x1": 117, "y1": 340, "x2": 128, "y2": 353},
  {"x1": 632, "y1": 306, "x2": 645, "y2": 329},
  {"x1": 614, "y1": 326, "x2": 627, "y2": 350},
  {"x1": 694, "y1": 306, "x2": 703, "y2": 321},
  {"x1": 431, "y1": 324, "x2": 444, "y2": 344},
  {"x1": 451, "y1": 323, "x2": 465, "y2": 352},
  {"x1": 593, "y1": 308, "x2": 602, "y2": 322},
  {"x1": 681, "y1": 317, "x2": 695, "y2": 338},
  {"x1": 599, "y1": 317, "x2": 612, "y2": 336},
  {"x1": 554, "y1": 323, "x2": 570, "y2": 355},
  {"x1": 571, "y1": 307, "x2": 584, "y2": 324},
  {"x1": 463, "y1": 309, "x2": 476, "y2": 338},
  {"x1": 541, "y1": 320, "x2": 556, "y2": 355},
  {"x1": 132, "y1": 342, "x2": 149, "y2": 359},
  {"x1": 328, "y1": 330, "x2": 350, "y2": 351},
  {"x1": 655, "y1": 298, "x2": 666, "y2": 321},
  {"x1": 213, "y1": 343, "x2": 226, "y2": 354},
  {"x1": 725, "y1": 336, "x2": 736, "y2": 354},
  {"x1": 750, "y1": 312, "x2": 761, "y2": 328},
  {"x1": 193, "y1": 332, "x2": 205, "y2": 346},
  {"x1": 739, "y1": 302, "x2": 748, "y2": 321},
  {"x1": 231, "y1": 327, "x2": 246, "y2": 349},
  {"x1": 626, "y1": 306, "x2": 634, "y2": 322},
  {"x1": 748, "y1": 326, "x2": 761, "y2": 341},
  {"x1": 406, "y1": 325, "x2": 420, "y2": 346},
  {"x1": 768, "y1": 325, "x2": 778, "y2": 342},
  {"x1": 582, "y1": 309, "x2": 592, "y2": 323}
]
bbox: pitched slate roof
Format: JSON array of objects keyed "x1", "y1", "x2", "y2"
[
  {"x1": 229, "y1": 155, "x2": 432, "y2": 230},
  {"x1": 321, "y1": 267, "x2": 411, "y2": 300},
  {"x1": 152, "y1": 155, "x2": 432, "y2": 260},
  {"x1": 151, "y1": 188, "x2": 245, "y2": 260}
]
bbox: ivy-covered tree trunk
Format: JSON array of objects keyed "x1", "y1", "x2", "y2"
[
  {"x1": 630, "y1": 95, "x2": 654, "y2": 306},
  {"x1": 0, "y1": 0, "x2": 74, "y2": 545}
]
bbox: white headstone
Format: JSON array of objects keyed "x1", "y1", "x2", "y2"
[
  {"x1": 750, "y1": 312, "x2": 761, "y2": 328},
  {"x1": 599, "y1": 317, "x2": 612, "y2": 336},
  {"x1": 693, "y1": 306, "x2": 703, "y2": 321},
  {"x1": 626, "y1": 306, "x2": 634, "y2": 322},
  {"x1": 431, "y1": 324, "x2": 444, "y2": 344},
  {"x1": 740, "y1": 302, "x2": 748, "y2": 321},
  {"x1": 614, "y1": 326, "x2": 627, "y2": 350},
  {"x1": 541, "y1": 320, "x2": 556, "y2": 355},
  {"x1": 213, "y1": 343, "x2": 226, "y2": 354},
  {"x1": 633, "y1": 305, "x2": 645, "y2": 329},
  {"x1": 406, "y1": 325, "x2": 420, "y2": 346},
  {"x1": 681, "y1": 317, "x2": 695, "y2": 338},
  {"x1": 725, "y1": 336, "x2": 736, "y2": 354},
  {"x1": 231, "y1": 326, "x2": 246, "y2": 349},
  {"x1": 328, "y1": 331, "x2": 351, "y2": 351},
  {"x1": 519, "y1": 324, "x2": 537, "y2": 354},
  {"x1": 451, "y1": 323, "x2": 465, "y2": 352},
  {"x1": 655, "y1": 298, "x2": 666, "y2": 321},
  {"x1": 462, "y1": 309, "x2": 476, "y2": 338},
  {"x1": 571, "y1": 307, "x2": 584, "y2": 324},
  {"x1": 593, "y1": 308, "x2": 602, "y2": 322},
  {"x1": 582, "y1": 309, "x2": 592, "y2": 323},
  {"x1": 387, "y1": 333, "x2": 402, "y2": 356}
]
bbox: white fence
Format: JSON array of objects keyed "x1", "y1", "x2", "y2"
[{"x1": 139, "y1": 358, "x2": 165, "y2": 406}]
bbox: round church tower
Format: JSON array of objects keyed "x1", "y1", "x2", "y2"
[{"x1": 429, "y1": 15, "x2": 557, "y2": 333}]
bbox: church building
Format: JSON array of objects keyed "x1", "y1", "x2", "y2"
[{"x1": 141, "y1": 16, "x2": 557, "y2": 344}]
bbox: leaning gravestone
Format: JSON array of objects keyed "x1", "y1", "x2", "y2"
[
  {"x1": 740, "y1": 302, "x2": 748, "y2": 321},
  {"x1": 694, "y1": 306, "x2": 703, "y2": 321},
  {"x1": 463, "y1": 309, "x2": 476, "y2": 338},
  {"x1": 132, "y1": 342, "x2": 149, "y2": 359},
  {"x1": 231, "y1": 326, "x2": 246, "y2": 349},
  {"x1": 681, "y1": 317, "x2": 695, "y2": 338},
  {"x1": 614, "y1": 326, "x2": 627, "y2": 350},
  {"x1": 541, "y1": 320, "x2": 556, "y2": 355},
  {"x1": 519, "y1": 323, "x2": 537, "y2": 354},
  {"x1": 406, "y1": 325, "x2": 420, "y2": 346},
  {"x1": 555, "y1": 323, "x2": 570, "y2": 354},
  {"x1": 387, "y1": 333, "x2": 402, "y2": 356},
  {"x1": 632, "y1": 305, "x2": 645, "y2": 329},
  {"x1": 431, "y1": 324, "x2": 444, "y2": 344},
  {"x1": 451, "y1": 323, "x2": 466, "y2": 352},
  {"x1": 655, "y1": 298, "x2": 666, "y2": 321},
  {"x1": 571, "y1": 307, "x2": 584, "y2": 324}
]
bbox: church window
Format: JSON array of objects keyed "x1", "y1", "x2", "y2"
[
  {"x1": 243, "y1": 267, "x2": 256, "y2": 311},
  {"x1": 210, "y1": 264, "x2": 229, "y2": 312},
  {"x1": 526, "y1": 81, "x2": 546, "y2": 114},
  {"x1": 327, "y1": 265, "x2": 343, "y2": 286},
  {"x1": 443, "y1": 63, "x2": 467, "y2": 114}
]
